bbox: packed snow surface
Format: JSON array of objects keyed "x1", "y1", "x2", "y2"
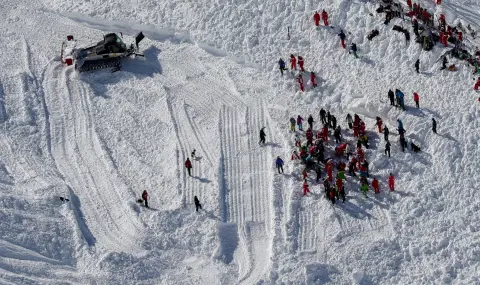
[{"x1": 0, "y1": 0, "x2": 479, "y2": 284}]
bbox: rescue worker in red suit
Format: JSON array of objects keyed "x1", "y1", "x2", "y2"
[
  {"x1": 297, "y1": 74, "x2": 304, "y2": 92},
  {"x1": 388, "y1": 173, "x2": 395, "y2": 191},
  {"x1": 310, "y1": 72, "x2": 317, "y2": 88},
  {"x1": 407, "y1": 0, "x2": 412, "y2": 9},
  {"x1": 436, "y1": 0, "x2": 441, "y2": 4},
  {"x1": 353, "y1": 122, "x2": 359, "y2": 138},
  {"x1": 475, "y1": 77, "x2": 480, "y2": 91},
  {"x1": 185, "y1": 158, "x2": 193, "y2": 176},
  {"x1": 413, "y1": 92, "x2": 420, "y2": 108},
  {"x1": 298, "y1": 56, "x2": 305, "y2": 72},
  {"x1": 375, "y1": 117, "x2": 383, "y2": 133},
  {"x1": 440, "y1": 32, "x2": 448, "y2": 47},
  {"x1": 303, "y1": 181, "x2": 310, "y2": 196},
  {"x1": 306, "y1": 128, "x2": 313, "y2": 146},
  {"x1": 326, "y1": 161, "x2": 333, "y2": 182},
  {"x1": 322, "y1": 10, "x2": 329, "y2": 26},
  {"x1": 313, "y1": 11, "x2": 321, "y2": 26},
  {"x1": 322, "y1": 125, "x2": 329, "y2": 142},
  {"x1": 372, "y1": 178, "x2": 380, "y2": 194},
  {"x1": 336, "y1": 178, "x2": 343, "y2": 194},
  {"x1": 290, "y1": 54, "x2": 297, "y2": 70},
  {"x1": 142, "y1": 190, "x2": 149, "y2": 208},
  {"x1": 457, "y1": 31, "x2": 463, "y2": 41}
]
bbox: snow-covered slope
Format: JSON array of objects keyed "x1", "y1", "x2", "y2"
[{"x1": 0, "y1": 0, "x2": 479, "y2": 284}]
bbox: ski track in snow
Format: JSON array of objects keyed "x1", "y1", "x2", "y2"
[{"x1": 43, "y1": 63, "x2": 144, "y2": 254}]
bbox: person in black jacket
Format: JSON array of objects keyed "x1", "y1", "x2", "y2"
[
  {"x1": 320, "y1": 108, "x2": 327, "y2": 124},
  {"x1": 388, "y1": 89, "x2": 395, "y2": 105},
  {"x1": 259, "y1": 127, "x2": 266, "y2": 144},
  {"x1": 383, "y1": 126, "x2": 390, "y2": 141},
  {"x1": 350, "y1": 43, "x2": 358, "y2": 58},
  {"x1": 432, "y1": 118, "x2": 437, "y2": 133},
  {"x1": 194, "y1": 196, "x2": 202, "y2": 212},
  {"x1": 415, "y1": 59, "x2": 420, "y2": 73},
  {"x1": 385, "y1": 141, "x2": 391, "y2": 157},
  {"x1": 307, "y1": 115, "x2": 314, "y2": 130}
]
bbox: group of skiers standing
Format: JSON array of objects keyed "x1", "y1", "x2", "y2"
[{"x1": 285, "y1": 109, "x2": 398, "y2": 204}]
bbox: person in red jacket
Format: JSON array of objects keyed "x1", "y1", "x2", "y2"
[
  {"x1": 413, "y1": 92, "x2": 420, "y2": 108},
  {"x1": 407, "y1": 0, "x2": 412, "y2": 9},
  {"x1": 457, "y1": 31, "x2": 463, "y2": 41},
  {"x1": 185, "y1": 157, "x2": 193, "y2": 176},
  {"x1": 310, "y1": 72, "x2": 317, "y2": 87},
  {"x1": 142, "y1": 190, "x2": 149, "y2": 207},
  {"x1": 375, "y1": 117, "x2": 383, "y2": 133},
  {"x1": 388, "y1": 173, "x2": 395, "y2": 191},
  {"x1": 298, "y1": 56, "x2": 305, "y2": 72},
  {"x1": 321, "y1": 10, "x2": 329, "y2": 26},
  {"x1": 322, "y1": 125, "x2": 329, "y2": 142},
  {"x1": 326, "y1": 162, "x2": 333, "y2": 182},
  {"x1": 372, "y1": 178, "x2": 380, "y2": 194},
  {"x1": 475, "y1": 77, "x2": 480, "y2": 91},
  {"x1": 313, "y1": 11, "x2": 321, "y2": 26},
  {"x1": 303, "y1": 181, "x2": 310, "y2": 196},
  {"x1": 297, "y1": 74, "x2": 304, "y2": 92},
  {"x1": 290, "y1": 54, "x2": 297, "y2": 70}
]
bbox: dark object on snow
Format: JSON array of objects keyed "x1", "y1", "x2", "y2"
[
  {"x1": 61, "y1": 32, "x2": 145, "y2": 72},
  {"x1": 411, "y1": 142, "x2": 421, "y2": 152},
  {"x1": 367, "y1": 30, "x2": 380, "y2": 41},
  {"x1": 59, "y1": 197, "x2": 70, "y2": 202},
  {"x1": 137, "y1": 199, "x2": 143, "y2": 203},
  {"x1": 392, "y1": 25, "x2": 410, "y2": 42}
]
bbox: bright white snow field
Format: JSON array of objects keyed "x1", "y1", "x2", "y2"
[{"x1": 0, "y1": 0, "x2": 479, "y2": 284}]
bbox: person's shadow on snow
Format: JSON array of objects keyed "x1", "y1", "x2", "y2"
[
  {"x1": 193, "y1": 176, "x2": 211, "y2": 183},
  {"x1": 263, "y1": 142, "x2": 281, "y2": 148}
]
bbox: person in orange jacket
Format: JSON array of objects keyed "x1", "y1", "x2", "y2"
[
  {"x1": 321, "y1": 10, "x2": 329, "y2": 26},
  {"x1": 413, "y1": 92, "x2": 420, "y2": 108},
  {"x1": 290, "y1": 54, "x2": 297, "y2": 70},
  {"x1": 372, "y1": 178, "x2": 380, "y2": 194},
  {"x1": 388, "y1": 173, "x2": 395, "y2": 191},
  {"x1": 298, "y1": 56, "x2": 305, "y2": 72},
  {"x1": 313, "y1": 11, "x2": 321, "y2": 26},
  {"x1": 185, "y1": 158, "x2": 193, "y2": 176}
]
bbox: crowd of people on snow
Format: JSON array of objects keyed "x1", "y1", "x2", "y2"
[
  {"x1": 278, "y1": 0, "x2": 480, "y2": 93},
  {"x1": 140, "y1": 0, "x2": 480, "y2": 212},
  {"x1": 269, "y1": 0, "x2": 479, "y2": 205}
]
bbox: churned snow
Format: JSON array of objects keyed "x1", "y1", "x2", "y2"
[{"x1": 0, "y1": 0, "x2": 479, "y2": 284}]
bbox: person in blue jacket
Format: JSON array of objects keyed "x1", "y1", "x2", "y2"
[
  {"x1": 278, "y1": 58, "x2": 287, "y2": 76},
  {"x1": 395, "y1": 89, "x2": 405, "y2": 110},
  {"x1": 397, "y1": 119, "x2": 403, "y2": 131},
  {"x1": 276, "y1": 156, "x2": 284, "y2": 174}
]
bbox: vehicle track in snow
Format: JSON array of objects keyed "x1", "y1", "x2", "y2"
[
  {"x1": 43, "y1": 64, "x2": 144, "y2": 254},
  {"x1": 219, "y1": 103, "x2": 275, "y2": 284}
]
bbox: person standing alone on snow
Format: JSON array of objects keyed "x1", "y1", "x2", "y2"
[
  {"x1": 350, "y1": 43, "x2": 358, "y2": 58},
  {"x1": 185, "y1": 158, "x2": 193, "y2": 176},
  {"x1": 338, "y1": 30, "x2": 346, "y2": 49},
  {"x1": 383, "y1": 125, "x2": 389, "y2": 141},
  {"x1": 307, "y1": 115, "x2": 314, "y2": 130},
  {"x1": 413, "y1": 92, "x2": 420, "y2": 108},
  {"x1": 259, "y1": 127, "x2": 266, "y2": 144},
  {"x1": 276, "y1": 156, "x2": 284, "y2": 174},
  {"x1": 432, "y1": 118, "x2": 437, "y2": 134},
  {"x1": 278, "y1": 58, "x2": 287, "y2": 76},
  {"x1": 194, "y1": 196, "x2": 202, "y2": 212},
  {"x1": 415, "y1": 59, "x2": 420, "y2": 73},
  {"x1": 313, "y1": 11, "x2": 321, "y2": 27},
  {"x1": 142, "y1": 190, "x2": 149, "y2": 208},
  {"x1": 297, "y1": 74, "x2": 305, "y2": 92},
  {"x1": 310, "y1": 72, "x2": 317, "y2": 87},
  {"x1": 385, "y1": 141, "x2": 391, "y2": 157},
  {"x1": 388, "y1": 173, "x2": 395, "y2": 191}
]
